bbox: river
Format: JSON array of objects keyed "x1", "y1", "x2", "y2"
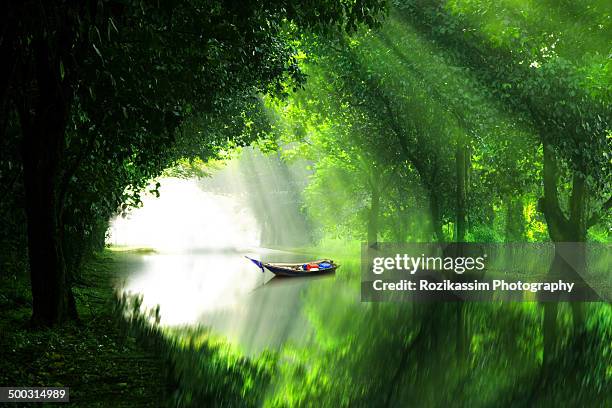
[{"x1": 115, "y1": 247, "x2": 343, "y2": 355}]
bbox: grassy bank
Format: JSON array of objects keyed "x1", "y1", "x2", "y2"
[{"x1": 0, "y1": 251, "x2": 167, "y2": 407}]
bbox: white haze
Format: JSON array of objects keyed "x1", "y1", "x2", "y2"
[{"x1": 108, "y1": 177, "x2": 260, "y2": 251}]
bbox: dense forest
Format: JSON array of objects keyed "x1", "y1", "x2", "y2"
[{"x1": 1, "y1": 0, "x2": 610, "y2": 406}]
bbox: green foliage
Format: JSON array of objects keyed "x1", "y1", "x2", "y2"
[
  {"x1": 271, "y1": 0, "x2": 610, "y2": 246},
  {"x1": 395, "y1": 0, "x2": 611, "y2": 218}
]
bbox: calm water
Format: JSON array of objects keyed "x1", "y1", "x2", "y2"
[
  {"x1": 116, "y1": 247, "x2": 344, "y2": 355},
  {"x1": 107, "y1": 177, "x2": 354, "y2": 354}
]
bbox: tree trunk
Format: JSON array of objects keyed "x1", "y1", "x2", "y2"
[
  {"x1": 539, "y1": 143, "x2": 589, "y2": 359},
  {"x1": 367, "y1": 184, "x2": 380, "y2": 246},
  {"x1": 19, "y1": 37, "x2": 77, "y2": 326},
  {"x1": 63, "y1": 226, "x2": 86, "y2": 283},
  {"x1": 454, "y1": 143, "x2": 470, "y2": 357},
  {"x1": 0, "y1": 4, "x2": 16, "y2": 145},
  {"x1": 565, "y1": 173, "x2": 588, "y2": 329},
  {"x1": 22, "y1": 128, "x2": 76, "y2": 325},
  {"x1": 505, "y1": 197, "x2": 525, "y2": 242},
  {"x1": 455, "y1": 143, "x2": 468, "y2": 242},
  {"x1": 428, "y1": 190, "x2": 445, "y2": 244}
]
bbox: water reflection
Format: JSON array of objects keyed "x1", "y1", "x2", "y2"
[
  {"x1": 119, "y1": 248, "x2": 339, "y2": 354},
  {"x1": 108, "y1": 175, "x2": 343, "y2": 354}
]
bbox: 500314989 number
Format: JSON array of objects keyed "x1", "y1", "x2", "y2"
[{"x1": 0, "y1": 387, "x2": 69, "y2": 402}]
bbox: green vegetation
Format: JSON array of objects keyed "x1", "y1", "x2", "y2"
[
  {"x1": 1, "y1": 0, "x2": 386, "y2": 326},
  {"x1": 1, "y1": 0, "x2": 610, "y2": 406},
  {"x1": 0, "y1": 251, "x2": 167, "y2": 407}
]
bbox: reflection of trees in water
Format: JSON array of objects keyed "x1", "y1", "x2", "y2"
[{"x1": 267, "y1": 264, "x2": 610, "y2": 407}]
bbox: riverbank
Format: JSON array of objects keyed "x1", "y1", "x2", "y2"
[{"x1": 0, "y1": 250, "x2": 167, "y2": 407}]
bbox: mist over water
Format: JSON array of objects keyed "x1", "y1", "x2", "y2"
[
  {"x1": 107, "y1": 149, "x2": 334, "y2": 354},
  {"x1": 108, "y1": 177, "x2": 260, "y2": 251}
]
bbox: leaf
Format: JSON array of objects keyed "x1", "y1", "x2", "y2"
[{"x1": 92, "y1": 44, "x2": 103, "y2": 60}]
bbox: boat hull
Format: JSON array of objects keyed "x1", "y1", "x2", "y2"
[{"x1": 263, "y1": 264, "x2": 337, "y2": 277}]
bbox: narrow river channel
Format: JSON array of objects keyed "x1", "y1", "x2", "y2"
[{"x1": 107, "y1": 177, "x2": 351, "y2": 355}]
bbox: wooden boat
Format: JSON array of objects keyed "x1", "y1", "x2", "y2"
[{"x1": 246, "y1": 257, "x2": 338, "y2": 277}]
